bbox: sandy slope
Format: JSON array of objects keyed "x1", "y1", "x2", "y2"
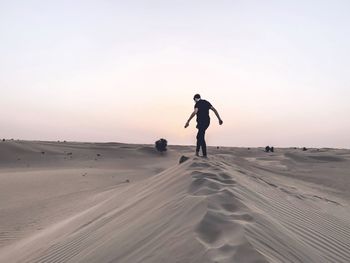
[{"x1": 0, "y1": 141, "x2": 350, "y2": 262}]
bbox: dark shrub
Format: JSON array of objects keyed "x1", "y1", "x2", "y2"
[
  {"x1": 155, "y1": 138, "x2": 167, "y2": 152},
  {"x1": 265, "y1": 146, "x2": 274, "y2": 152}
]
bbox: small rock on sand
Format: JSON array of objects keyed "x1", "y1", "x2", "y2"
[{"x1": 179, "y1": 155, "x2": 189, "y2": 164}]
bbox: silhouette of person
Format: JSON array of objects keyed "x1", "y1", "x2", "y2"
[{"x1": 184, "y1": 94, "x2": 223, "y2": 157}]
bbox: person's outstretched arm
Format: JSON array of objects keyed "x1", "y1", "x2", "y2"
[
  {"x1": 184, "y1": 108, "x2": 198, "y2": 128},
  {"x1": 211, "y1": 106, "x2": 223, "y2": 125}
]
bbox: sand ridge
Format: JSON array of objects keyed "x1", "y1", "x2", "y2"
[{"x1": 0, "y1": 141, "x2": 350, "y2": 262}]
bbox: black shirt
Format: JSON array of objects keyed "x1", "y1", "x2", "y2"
[{"x1": 194, "y1": 99, "x2": 212, "y2": 124}]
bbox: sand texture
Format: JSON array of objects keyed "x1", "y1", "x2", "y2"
[{"x1": 1, "y1": 141, "x2": 350, "y2": 262}]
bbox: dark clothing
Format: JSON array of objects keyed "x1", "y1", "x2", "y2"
[
  {"x1": 194, "y1": 100, "x2": 212, "y2": 156},
  {"x1": 194, "y1": 99, "x2": 212, "y2": 127},
  {"x1": 196, "y1": 124, "x2": 209, "y2": 156}
]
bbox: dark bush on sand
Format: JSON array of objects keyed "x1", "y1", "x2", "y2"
[
  {"x1": 265, "y1": 146, "x2": 274, "y2": 152},
  {"x1": 155, "y1": 138, "x2": 167, "y2": 152}
]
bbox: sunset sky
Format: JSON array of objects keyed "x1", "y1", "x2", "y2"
[{"x1": 1, "y1": 1, "x2": 349, "y2": 148}]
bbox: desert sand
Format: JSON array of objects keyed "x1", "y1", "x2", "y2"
[{"x1": 0, "y1": 140, "x2": 350, "y2": 263}]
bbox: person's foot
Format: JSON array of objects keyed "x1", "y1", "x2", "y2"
[
  {"x1": 202, "y1": 155, "x2": 208, "y2": 158},
  {"x1": 195, "y1": 152, "x2": 199, "y2": 157}
]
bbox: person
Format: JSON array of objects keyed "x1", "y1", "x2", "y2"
[{"x1": 184, "y1": 94, "x2": 223, "y2": 157}]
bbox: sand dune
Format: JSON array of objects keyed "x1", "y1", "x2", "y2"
[{"x1": 0, "y1": 141, "x2": 350, "y2": 262}]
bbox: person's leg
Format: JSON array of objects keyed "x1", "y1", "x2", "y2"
[
  {"x1": 201, "y1": 127, "x2": 208, "y2": 157},
  {"x1": 196, "y1": 128, "x2": 201, "y2": 155},
  {"x1": 197, "y1": 127, "x2": 206, "y2": 156}
]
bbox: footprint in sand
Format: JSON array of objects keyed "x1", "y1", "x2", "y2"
[
  {"x1": 189, "y1": 162, "x2": 211, "y2": 169},
  {"x1": 191, "y1": 171, "x2": 236, "y2": 185},
  {"x1": 194, "y1": 190, "x2": 261, "y2": 262}
]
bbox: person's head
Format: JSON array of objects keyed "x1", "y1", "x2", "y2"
[{"x1": 193, "y1": 94, "x2": 201, "y2": 102}]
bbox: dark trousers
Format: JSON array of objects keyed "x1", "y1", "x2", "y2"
[{"x1": 196, "y1": 123, "x2": 209, "y2": 156}]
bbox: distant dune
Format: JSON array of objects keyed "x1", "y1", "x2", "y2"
[{"x1": 0, "y1": 141, "x2": 350, "y2": 262}]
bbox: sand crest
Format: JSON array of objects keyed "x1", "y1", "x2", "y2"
[{"x1": 1, "y1": 141, "x2": 350, "y2": 262}]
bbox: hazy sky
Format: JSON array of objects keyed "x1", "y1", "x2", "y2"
[{"x1": 1, "y1": 0, "x2": 349, "y2": 147}]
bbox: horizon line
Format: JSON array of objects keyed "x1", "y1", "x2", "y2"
[{"x1": 2, "y1": 139, "x2": 349, "y2": 150}]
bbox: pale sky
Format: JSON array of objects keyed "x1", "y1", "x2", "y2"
[{"x1": 1, "y1": 0, "x2": 350, "y2": 148}]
